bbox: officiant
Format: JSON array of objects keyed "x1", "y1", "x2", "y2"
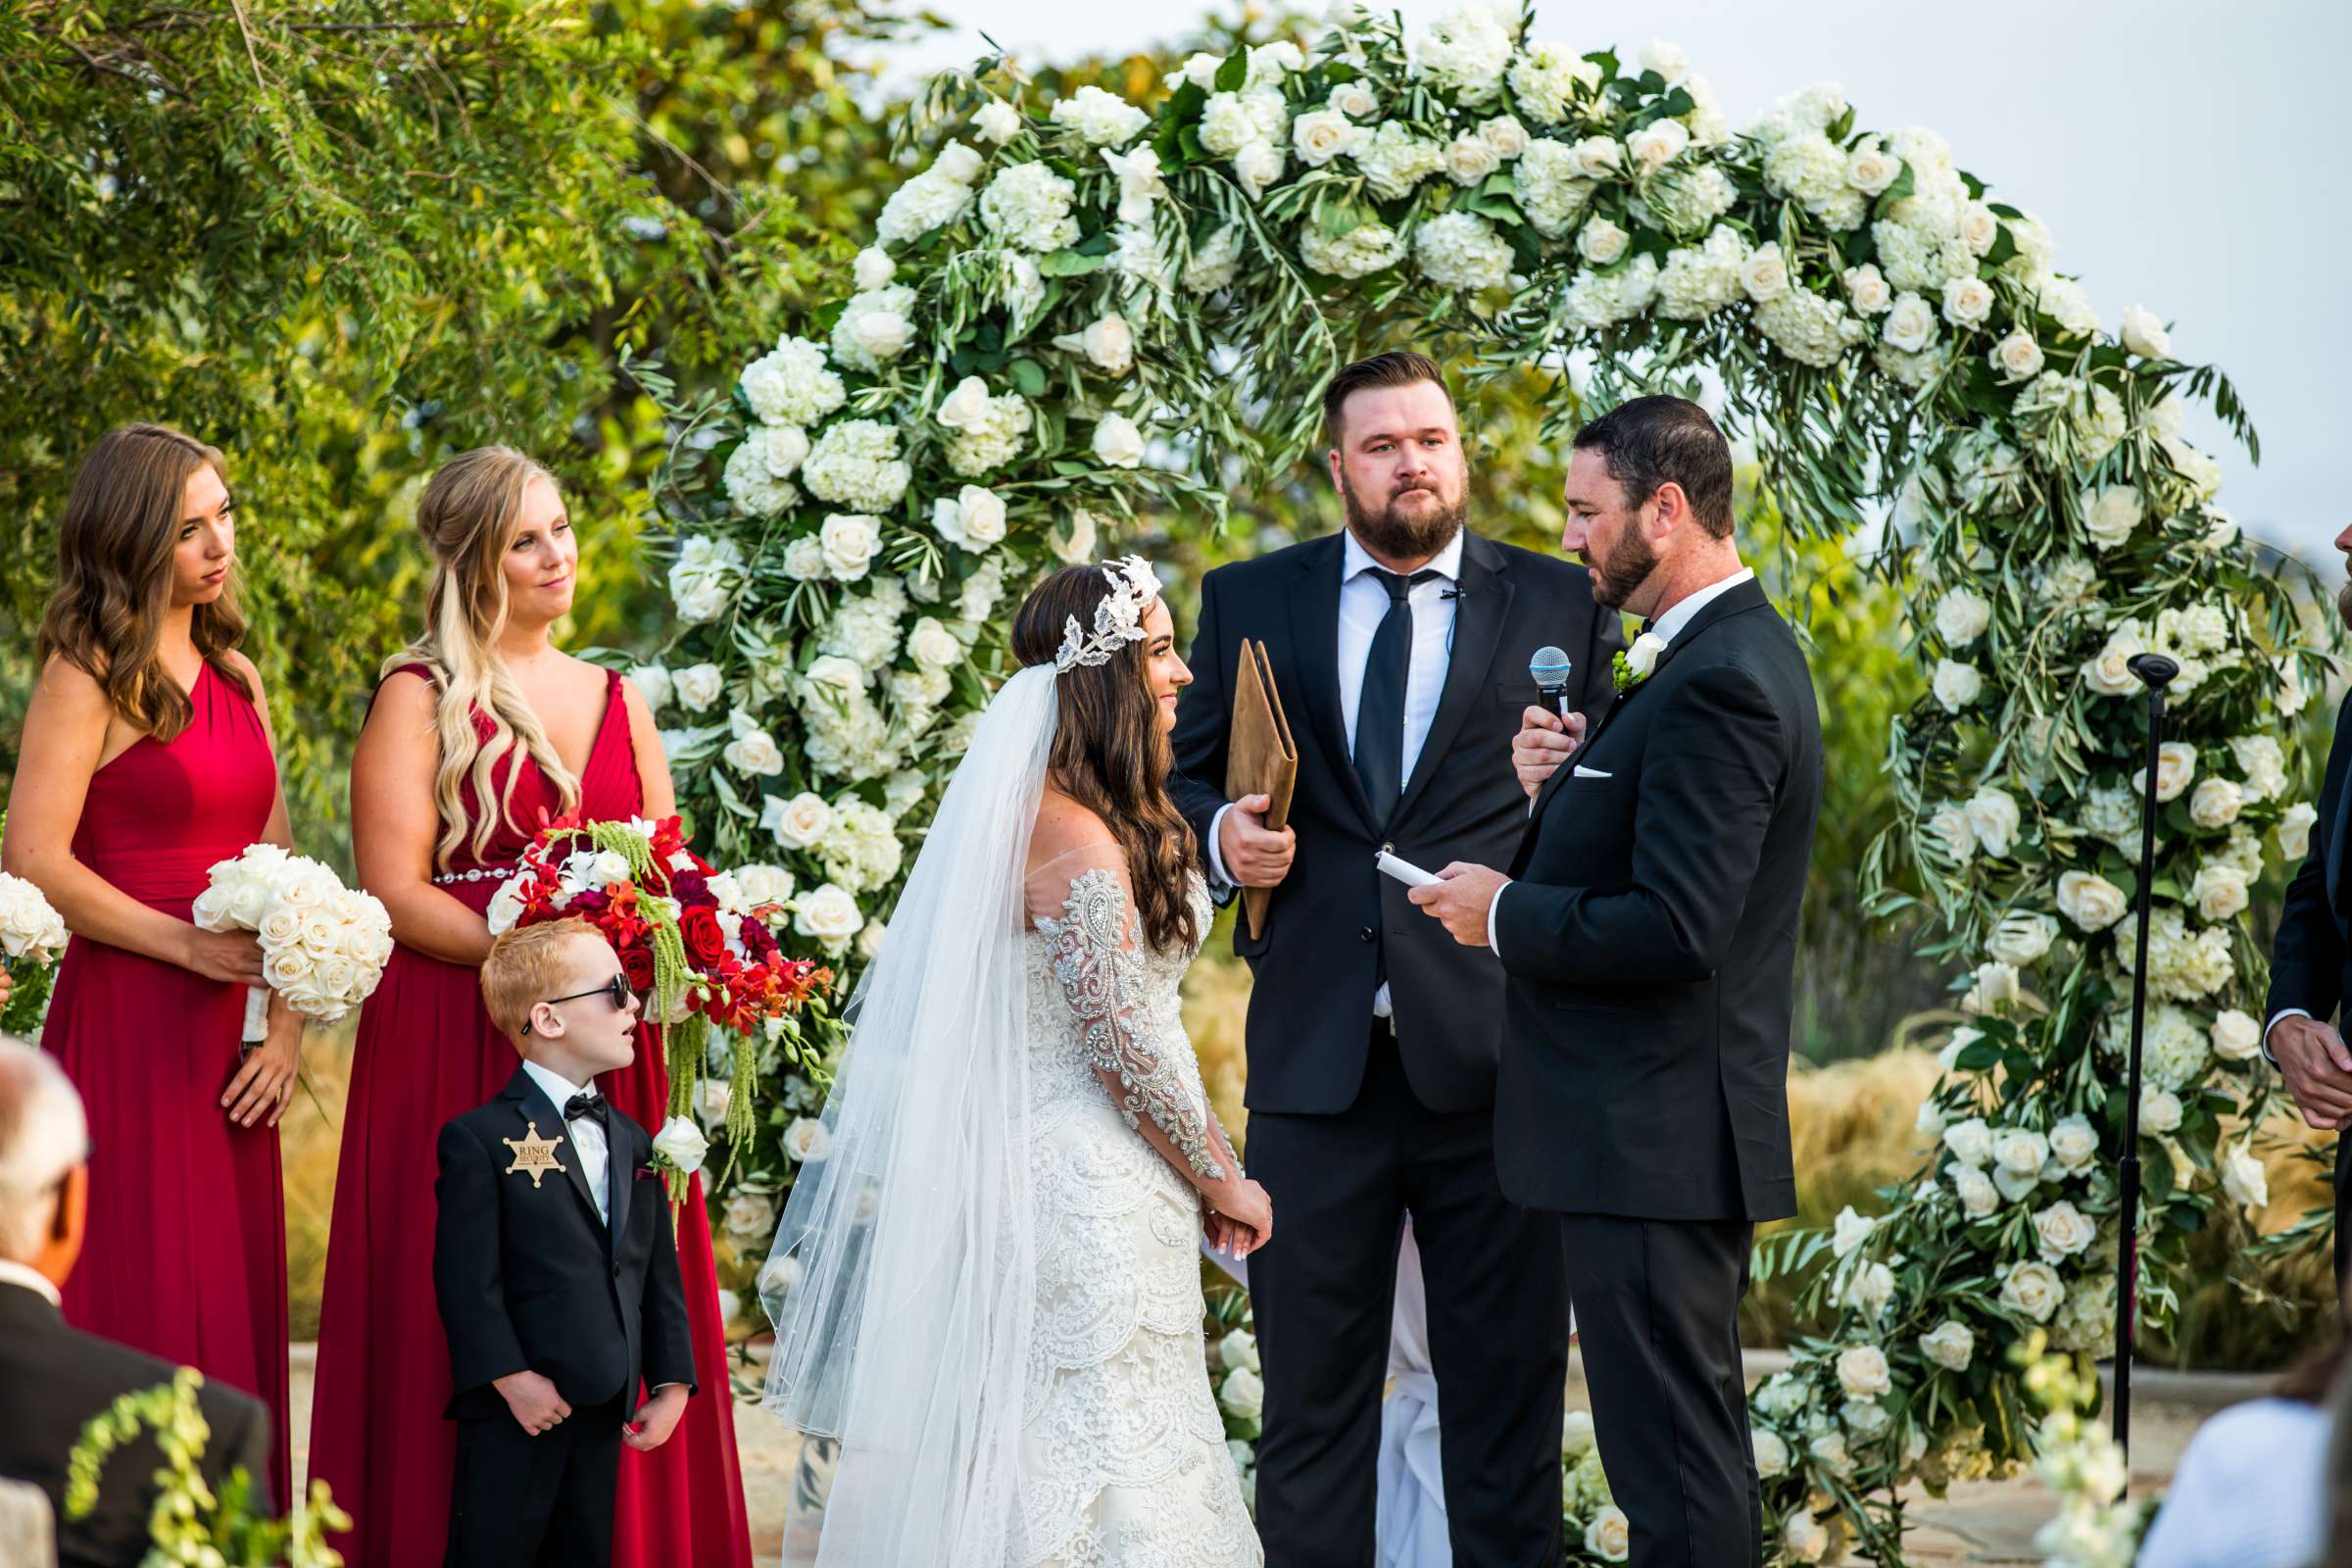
[{"x1": 1170, "y1": 351, "x2": 1621, "y2": 1566}]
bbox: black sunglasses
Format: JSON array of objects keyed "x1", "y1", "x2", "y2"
[{"x1": 522, "y1": 971, "x2": 634, "y2": 1035}]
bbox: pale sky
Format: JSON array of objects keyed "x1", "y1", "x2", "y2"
[{"x1": 868, "y1": 1, "x2": 2351, "y2": 574}]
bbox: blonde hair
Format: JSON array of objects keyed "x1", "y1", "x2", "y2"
[
  {"x1": 39, "y1": 423, "x2": 252, "y2": 742},
  {"x1": 390, "y1": 446, "x2": 580, "y2": 869},
  {"x1": 480, "y1": 917, "x2": 603, "y2": 1042}
]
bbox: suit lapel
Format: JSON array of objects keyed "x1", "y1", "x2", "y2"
[
  {"x1": 1288, "y1": 535, "x2": 1379, "y2": 835},
  {"x1": 604, "y1": 1113, "x2": 633, "y2": 1254},
  {"x1": 506, "y1": 1068, "x2": 603, "y2": 1231},
  {"x1": 1394, "y1": 532, "x2": 1511, "y2": 829}
]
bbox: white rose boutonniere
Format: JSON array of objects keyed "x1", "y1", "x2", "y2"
[
  {"x1": 650, "y1": 1115, "x2": 710, "y2": 1180},
  {"x1": 1613, "y1": 631, "x2": 1669, "y2": 693}
]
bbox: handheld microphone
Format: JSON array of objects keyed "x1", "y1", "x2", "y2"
[{"x1": 1529, "y1": 645, "x2": 1574, "y2": 718}]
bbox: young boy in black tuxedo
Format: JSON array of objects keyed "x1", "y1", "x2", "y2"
[{"x1": 434, "y1": 916, "x2": 696, "y2": 1568}]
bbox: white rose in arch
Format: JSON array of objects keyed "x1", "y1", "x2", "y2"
[
  {"x1": 853, "y1": 246, "x2": 896, "y2": 290},
  {"x1": 1932, "y1": 659, "x2": 1982, "y2": 713},
  {"x1": 2141, "y1": 1084, "x2": 2182, "y2": 1134},
  {"x1": 765, "y1": 791, "x2": 834, "y2": 851},
  {"x1": 2188, "y1": 776, "x2": 2242, "y2": 830},
  {"x1": 2192, "y1": 862, "x2": 2249, "y2": 923},
  {"x1": 1584, "y1": 1506, "x2": 1631, "y2": 1563},
  {"x1": 1919, "y1": 1319, "x2": 1975, "y2": 1372},
  {"x1": 1942, "y1": 1115, "x2": 1993, "y2": 1168},
  {"x1": 1882, "y1": 291, "x2": 1936, "y2": 353},
  {"x1": 1218, "y1": 1328, "x2": 1260, "y2": 1373},
  {"x1": 781, "y1": 535, "x2": 830, "y2": 581},
  {"x1": 1052, "y1": 508, "x2": 1100, "y2": 565},
  {"x1": 907, "y1": 616, "x2": 963, "y2": 671},
  {"x1": 1843, "y1": 136, "x2": 1900, "y2": 195},
  {"x1": 1989, "y1": 329, "x2": 2044, "y2": 384},
  {"x1": 1831, "y1": 1204, "x2": 1875, "y2": 1258},
  {"x1": 1292, "y1": 108, "x2": 1359, "y2": 167},
  {"x1": 629, "y1": 662, "x2": 674, "y2": 713},
  {"x1": 2047, "y1": 1114, "x2": 2098, "y2": 1173},
  {"x1": 1626, "y1": 118, "x2": 1690, "y2": 173},
  {"x1": 722, "y1": 723, "x2": 785, "y2": 777},
  {"x1": 1934, "y1": 586, "x2": 1991, "y2": 646},
  {"x1": 1444, "y1": 135, "x2": 1501, "y2": 186},
  {"x1": 1782, "y1": 1510, "x2": 1829, "y2": 1565},
  {"x1": 1999, "y1": 1260, "x2": 2062, "y2": 1323},
  {"x1": 1842, "y1": 1259, "x2": 1895, "y2": 1319},
  {"x1": 1478, "y1": 115, "x2": 1530, "y2": 160},
  {"x1": 1232, "y1": 138, "x2": 1286, "y2": 199},
  {"x1": 1327, "y1": 81, "x2": 1378, "y2": 120},
  {"x1": 794, "y1": 882, "x2": 865, "y2": 947},
  {"x1": 783, "y1": 1116, "x2": 833, "y2": 1163},
  {"x1": 820, "y1": 513, "x2": 882, "y2": 581},
  {"x1": 1219, "y1": 1366, "x2": 1266, "y2": 1420},
  {"x1": 1842, "y1": 263, "x2": 1892, "y2": 315},
  {"x1": 2056, "y1": 872, "x2": 2128, "y2": 933},
  {"x1": 1989, "y1": 1127, "x2": 2050, "y2": 1186},
  {"x1": 1739, "y1": 242, "x2": 1789, "y2": 304},
  {"x1": 952, "y1": 484, "x2": 1007, "y2": 549},
  {"x1": 1577, "y1": 217, "x2": 1630, "y2": 267},
  {"x1": 723, "y1": 1191, "x2": 778, "y2": 1238},
  {"x1": 1941, "y1": 275, "x2": 1994, "y2": 328},
  {"x1": 1808, "y1": 1431, "x2": 1849, "y2": 1476},
  {"x1": 932, "y1": 142, "x2": 984, "y2": 185},
  {"x1": 849, "y1": 308, "x2": 911, "y2": 362},
  {"x1": 2135, "y1": 740, "x2": 2197, "y2": 803},
  {"x1": 1835, "y1": 1345, "x2": 1892, "y2": 1399},
  {"x1": 2221, "y1": 1142, "x2": 2269, "y2": 1209},
  {"x1": 1569, "y1": 135, "x2": 1622, "y2": 178},
  {"x1": 1964, "y1": 787, "x2": 2020, "y2": 858},
  {"x1": 2210, "y1": 1008, "x2": 2262, "y2": 1062},
  {"x1": 974, "y1": 97, "x2": 1021, "y2": 144},
  {"x1": 1641, "y1": 37, "x2": 1690, "y2": 80},
  {"x1": 2033, "y1": 1200, "x2": 2097, "y2": 1262},
  {"x1": 2279, "y1": 802, "x2": 2319, "y2": 861},
  {"x1": 2082, "y1": 485, "x2": 2144, "y2": 552},
  {"x1": 1952, "y1": 1163, "x2": 1999, "y2": 1217},
  {"x1": 2121, "y1": 304, "x2": 2172, "y2": 359},
  {"x1": 1560, "y1": 1409, "x2": 1597, "y2": 1458},
  {"x1": 1957, "y1": 200, "x2": 2002, "y2": 256},
  {"x1": 1751, "y1": 1427, "x2": 1789, "y2": 1478},
  {"x1": 2082, "y1": 621, "x2": 2147, "y2": 697},
  {"x1": 1093, "y1": 414, "x2": 1147, "y2": 468},
  {"x1": 1986, "y1": 911, "x2": 2056, "y2": 967},
  {"x1": 936, "y1": 374, "x2": 994, "y2": 430}
]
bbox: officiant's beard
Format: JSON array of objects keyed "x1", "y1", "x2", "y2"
[{"x1": 1340, "y1": 474, "x2": 1467, "y2": 562}]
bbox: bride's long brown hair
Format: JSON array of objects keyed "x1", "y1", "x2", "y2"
[{"x1": 1010, "y1": 564, "x2": 1200, "y2": 955}]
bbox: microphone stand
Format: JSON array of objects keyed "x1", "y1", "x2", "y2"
[{"x1": 2113, "y1": 651, "x2": 2179, "y2": 1470}]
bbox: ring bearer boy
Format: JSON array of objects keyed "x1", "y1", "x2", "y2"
[{"x1": 433, "y1": 917, "x2": 696, "y2": 1567}]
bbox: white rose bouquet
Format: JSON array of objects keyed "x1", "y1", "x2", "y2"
[
  {"x1": 192, "y1": 846, "x2": 392, "y2": 1024},
  {"x1": 0, "y1": 851, "x2": 70, "y2": 1032}
]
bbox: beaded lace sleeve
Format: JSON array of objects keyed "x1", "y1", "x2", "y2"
[{"x1": 1045, "y1": 863, "x2": 1226, "y2": 1182}]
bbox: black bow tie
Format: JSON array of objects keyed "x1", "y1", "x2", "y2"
[{"x1": 564, "y1": 1092, "x2": 608, "y2": 1128}]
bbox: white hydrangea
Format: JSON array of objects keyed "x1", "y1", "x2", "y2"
[
  {"x1": 1654, "y1": 226, "x2": 1748, "y2": 320},
  {"x1": 1756, "y1": 288, "x2": 1866, "y2": 368},
  {"x1": 739, "y1": 335, "x2": 847, "y2": 428},
  {"x1": 1414, "y1": 212, "x2": 1513, "y2": 292},
  {"x1": 1640, "y1": 165, "x2": 1737, "y2": 236},
  {"x1": 802, "y1": 419, "x2": 911, "y2": 514},
  {"x1": 978, "y1": 162, "x2": 1081, "y2": 253},
  {"x1": 830, "y1": 284, "x2": 917, "y2": 373},
  {"x1": 815, "y1": 580, "x2": 903, "y2": 666},
  {"x1": 957, "y1": 554, "x2": 1008, "y2": 624},
  {"x1": 1763, "y1": 132, "x2": 1864, "y2": 230},
  {"x1": 2134, "y1": 906, "x2": 2235, "y2": 1003},
  {"x1": 1563, "y1": 254, "x2": 1659, "y2": 333},
  {"x1": 818, "y1": 800, "x2": 906, "y2": 895},
  {"x1": 1300, "y1": 220, "x2": 1408, "y2": 279},
  {"x1": 1507, "y1": 40, "x2": 1601, "y2": 123},
  {"x1": 2230, "y1": 735, "x2": 2287, "y2": 802},
  {"x1": 1512, "y1": 139, "x2": 1596, "y2": 237},
  {"x1": 1873, "y1": 219, "x2": 1977, "y2": 295},
  {"x1": 1352, "y1": 122, "x2": 1448, "y2": 200},
  {"x1": 874, "y1": 157, "x2": 979, "y2": 248},
  {"x1": 973, "y1": 98, "x2": 1021, "y2": 146},
  {"x1": 1415, "y1": 4, "x2": 1515, "y2": 103},
  {"x1": 1183, "y1": 223, "x2": 1247, "y2": 293},
  {"x1": 1050, "y1": 84, "x2": 1149, "y2": 147},
  {"x1": 668, "y1": 535, "x2": 744, "y2": 624}
]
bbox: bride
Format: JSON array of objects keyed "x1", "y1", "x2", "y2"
[{"x1": 762, "y1": 556, "x2": 1270, "y2": 1566}]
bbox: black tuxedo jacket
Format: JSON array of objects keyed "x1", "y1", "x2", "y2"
[
  {"x1": 433, "y1": 1068, "x2": 697, "y2": 1420},
  {"x1": 2268, "y1": 690, "x2": 2352, "y2": 1064},
  {"x1": 1494, "y1": 577, "x2": 1821, "y2": 1221},
  {"x1": 1170, "y1": 528, "x2": 1622, "y2": 1113},
  {"x1": 0, "y1": 1281, "x2": 271, "y2": 1568}
]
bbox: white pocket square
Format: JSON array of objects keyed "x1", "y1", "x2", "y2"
[{"x1": 1573, "y1": 765, "x2": 1613, "y2": 779}]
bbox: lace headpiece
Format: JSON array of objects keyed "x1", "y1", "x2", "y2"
[{"x1": 1054, "y1": 555, "x2": 1160, "y2": 674}]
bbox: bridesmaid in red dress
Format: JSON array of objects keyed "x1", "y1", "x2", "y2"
[
  {"x1": 2, "y1": 424, "x2": 301, "y2": 1504},
  {"x1": 309, "y1": 446, "x2": 752, "y2": 1567}
]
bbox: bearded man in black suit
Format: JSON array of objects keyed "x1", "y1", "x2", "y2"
[{"x1": 1412, "y1": 395, "x2": 1823, "y2": 1568}]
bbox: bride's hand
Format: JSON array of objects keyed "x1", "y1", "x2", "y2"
[{"x1": 1211, "y1": 1178, "x2": 1273, "y2": 1256}]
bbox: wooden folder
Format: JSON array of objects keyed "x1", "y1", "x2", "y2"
[{"x1": 1223, "y1": 638, "x2": 1298, "y2": 941}]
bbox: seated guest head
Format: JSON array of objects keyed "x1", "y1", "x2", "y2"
[
  {"x1": 1561, "y1": 395, "x2": 1738, "y2": 619},
  {"x1": 480, "y1": 918, "x2": 640, "y2": 1084},
  {"x1": 0, "y1": 1035, "x2": 91, "y2": 1292}
]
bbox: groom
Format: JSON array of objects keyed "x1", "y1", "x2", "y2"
[
  {"x1": 1171, "y1": 351, "x2": 1621, "y2": 1565},
  {"x1": 1411, "y1": 395, "x2": 1822, "y2": 1566}
]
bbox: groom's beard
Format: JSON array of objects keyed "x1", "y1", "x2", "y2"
[
  {"x1": 1586, "y1": 524, "x2": 1660, "y2": 611},
  {"x1": 1340, "y1": 471, "x2": 1467, "y2": 561}
]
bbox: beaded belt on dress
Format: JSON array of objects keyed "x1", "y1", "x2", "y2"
[{"x1": 432, "y1": 864, "x2": 518, "y2": 886}]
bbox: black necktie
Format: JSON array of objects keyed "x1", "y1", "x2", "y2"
[
  {"x1": 564, "y1": 1092, "x2": 608, "y2": 1129},
  {"x1": 1353, "y1": 567, "x2": 1443, "y2": 825}
]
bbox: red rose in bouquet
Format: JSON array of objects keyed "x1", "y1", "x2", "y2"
[{"x1": 679, "y1": 906, "x2": 729, "y2": 969}]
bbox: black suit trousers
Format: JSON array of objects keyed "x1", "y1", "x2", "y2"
[
  {"x1": 1559, "y1": 1213, "x2": 1761, "y2": 1568},
  {"x1": 445, "y1": 1396, "x2": 625, "y2": 1568},
  {"x1": 1247, "y1": 1024, "x2": 1567, "y2": 1568}
]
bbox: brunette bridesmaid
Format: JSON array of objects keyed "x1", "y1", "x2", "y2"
[
  {"x1": 2, "y1": 424, "x2": 299, "y2": 1502},
  {"x1": 308, "y1": 446, "x2": 753, "y2": 1567}
]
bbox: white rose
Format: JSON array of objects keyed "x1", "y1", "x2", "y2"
[
  {"x1": 1832, "y1": 1204, "x2": 1875, "y2": 1259},
  {"x1": 1991, "y1": 1127, "x2": 2051, "y2": 1184},
  {"x1": 782, "y1": 535, "x2": 829, "y2": 581},
  {"x1": 1783, "y1": 1511, "x2": 1829, "y2": 1565},
  {"x1": 783, "y1": 1116, "x2": 833, "y2": 1163},
  {"x1": 2048, "y1": 1115, "x2": 2098, "y2": 1173},
  {"x1": 1842, "y1": 1259, "x2": 1895, "y2": 1319},
  {"x1": 1964, "y1": 788, "x2": 2021, "y2": 858},
  {"x1": 1577, "y1": 216, "x2": 1630, "y2": 266},
  {"x1": 907, "y1": 616, "x2": 963, "y2": 672},
  {"x1": 1928, "y1": 804, "x2": 1977, "y2": 861},
  {"x1": 2221, "y1": 1142, "x2": 2269, "y2": 1209},
  {"x1": 1568, "y1": 135, "x2": 1622, "y2": 178},
  {"x1": 1219, "y1": 1366, "x2": 1265, "y2": 1421},
  {"x1": 2000, "y1": 1260, "x2": 2062, "y2": 1323},
  {"x1": 820, "y1": 513, "x2": 883, "y2": 581},
  {"x1": 2280, "y1": 801, "x2": 2320, "y2": 860},
  {"x1": 1444, "y1": 134, "x2": 1501, "y2": 185},
  {"x1": 2121, "y1": 305, "x2": 2171, "y2": 359},
  {"x1": 1232, "y1": 138, "x2": 1286, "y2": 199},
  {"x1": 1919, "y1": 1320, "x2": 1975, "y2": 1372},
  {"x1": 2082, "y1": 485, "x2": 2144, "y2": 552},
  {"x1": 1092, "y1": 414, "x2": 1146, "y2": 468},
  {"x1": 1752, "y1": 1427, "x2": 1789, "y2": 1478},
  {"x1": 1943, "y1": 1116, "x2": 1993, "y2": 1168},
  {"x1": 1478, "y1": 114, "x2": 1529, "y2": 160},
  {"x1": 1583, "y1": 1506, "x2": 1631, "y2": 1563},
  {"x1": 1052, "y1": 508, "x2": 1099, "y2": 566},
  {"x1": 1987, "y1": 911, "x2": 2056, "y2": 967},
  {"x1": 1941, "y1": 274, "x2": 1994, "y2": 328},
  {"x1": 1836, "y1": 1345, "x2": 1892, "y2": 1399},
  {"x1": 1932, "y1": 659, "x2": 1982, "y2": 713},
  {"x1": 935, "y1": 483, "x2": 1006, "y2": 552},
  {"x1": 2136, "y1": 741, "x2": 2197, "y2": 803},
  {"x1": 1842, "y1": 263, "x2": 1891, "y2": 316},
  {"x1": 764, "y1": 791, "x2": 833, "y2": 851},
  {"x1": 1625, "y1": 118, "x2": 1689, "y2": 173},
  {"x1": 2210, "y1": 1008, "x2": 2261, "y2": 1062},
  {"x1": 853, "y1": 247, "x2": 896, "y2": 291},
  {"x1": 1842, "y1": 135, "x2": 1899, "y2": 196},
  {"x1": 1328, "y1": 81, "x2": 1378, "y2": 119},
  {"x1": 672, "y1": 662, "x2": 723, "y2": 713},
  {"x1": 2141, "y1": 1084, "x2": 2182, "y2": 1134},
  {"x1": 932, "y1": 142, "x2": 984, "y2": 184},
  {"x1": 935, "y1": 374, "x2": 993, "y2": 431},
  {"x1": 848, "y1": 306, "x2": 910, "y2": 363},
  {"x1": 1989, "y1": 329, "x2": 2045, "y2": 383},
  {"x1": 1079, "y1": 313, "x2": 1135, "y2": 376},
  {"x1": 1957, "y1": 200, "x2": 2002, "y2": 256},
  {"x1": 1640, "y1": 38, "x2": 1690, "y2": 80},
  {"x1": 2056, "y1": 871, "x2": 2128, "y2": 933},
  {"x1": 1740, "y1": 242, "x2": 1789, "y2": 304},
  {"x1": 1916, "y1": 1097, "x2": 1947, "y2": 1140},
  {"x1": 628, "y1": 663, "x2": 674, "y2": 713},
  {"x1": 2033, "y1": 1200, "x2": 2097, "y2": 1262},
  {"x1": 1882, "y1": 291, "x2": 1936, "y2": 353},
  {"x1": 723, "y1": 1191, "x2": 777, "y2": 1239},
  {"x1": 2188, "y1": 776, "x2": 2242, "y2": 829},
  {"x1": 793, "y1": 883, "x2": 864, "y2": 948},
  {"x1": 2191, "y1": 862, "x2": 2250, "y2": 923},
  {"x1": 1561, "y1": 1409, "x2": 1596, "y2": 1457},
  {"x1": 1952, "y1": 1163, "x2": 1999, "y2": 1217},
  {"x1": 1292, "y1": 108, "x2": 1360, "y2": 167},
  {"x1": 723, "y1": 723, "x2": 785, "y2": 776},
  {"x1": 651, "y1": 1115, "x2": 709, "y2": 1176},
  {"x1": 1218, "y1": 1328, "x2": 1260, "y2": 1373},
  {"x1": 1934, "y1": 586, "x2": 1991, "y2": 646}
]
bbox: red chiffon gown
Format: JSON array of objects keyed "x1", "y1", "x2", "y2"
[
  {"x1": 43, "y1": 662, "x2": 292, "y2": 1505},
  {"x1": 308, "y1": 664, "x2": 752, "y2": 1568}
]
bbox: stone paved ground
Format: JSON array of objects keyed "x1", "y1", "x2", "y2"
[{"x1": 288, "y1": 1347, "x2": 2216, "y2": 1562}]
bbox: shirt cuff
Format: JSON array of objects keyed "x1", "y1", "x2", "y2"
[
  {"x1": 1487, "y1": 879, "x2": 1511, "y2": 957},
  {"x1": 1204, "y1": 803, "x2": 1237, "y2": 888},
  {"x1": 2265, "y1": 1007, "x2": 2313, "y2": 1066}
]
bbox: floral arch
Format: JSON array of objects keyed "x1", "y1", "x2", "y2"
[{"x1": 636, "y1": 7, "x2": 2322, "y2": 1561}]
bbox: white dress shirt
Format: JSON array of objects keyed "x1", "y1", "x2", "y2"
[
  {"x1": 1488, "y1": 567, "x2": 1757, "y2": 955},
  {"x1": 1207, "y1": 529, "x2": 1464, "y2": 1018},
  {"x1": 0, "y1": 1258, "x2": 61, "y2": 1307},
  {"x1": 522, "y1": 1059, "x2": 609, "y2": 1225}
]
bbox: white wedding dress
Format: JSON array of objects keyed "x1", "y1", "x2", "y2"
[{"x1": 1015, "y1": 848, "x2": 1262, "y2": 1567}]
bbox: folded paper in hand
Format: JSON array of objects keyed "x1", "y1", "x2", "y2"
[{"x1": 1222, "y1": 639, "x2": 1297, "y2": 941}]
